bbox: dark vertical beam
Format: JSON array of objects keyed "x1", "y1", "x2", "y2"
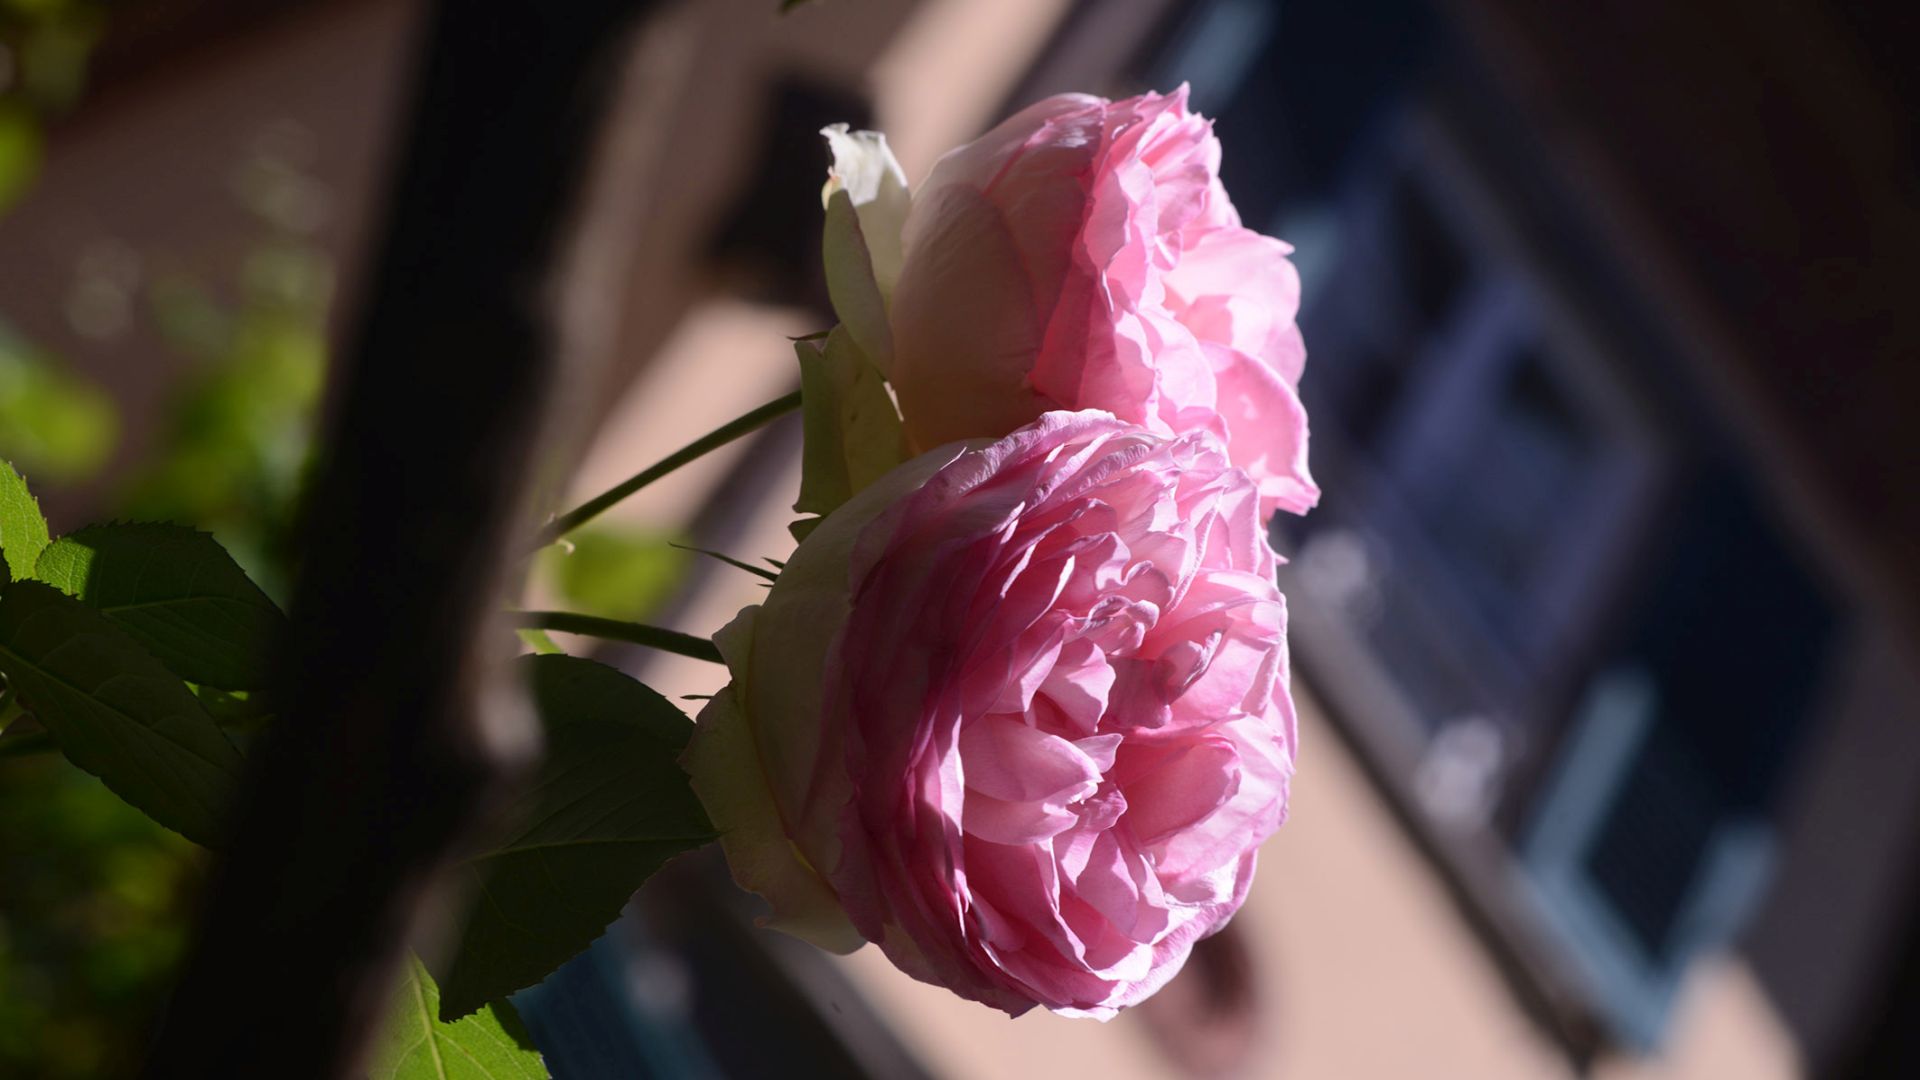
[{"x1": 143, "y1": 2, "x2": 662, "y2": 1076}]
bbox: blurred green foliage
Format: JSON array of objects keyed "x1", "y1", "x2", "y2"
[
  {"x1": 0, "y1": 753, "x2": 198, "y2": 1078},
  {"x1": 0, "y1": 324, "x2": 116, "y2": 483},
  {"x1": 0, "y1": 0, "x2": 105, "y2": 214},
  {"x1": 0, "y1": 15, "x2": 691, "y2": 1060},
  {"x1": 120, "y1": 240, "x2": 331, "y2": 600},
  {"x1": 0, "y1": 101, "x2": 41, "y2": 212},
  {"x1": 539, "y1": 526, "x2": 691, "y2": 622},
  {"x1": 0, "y1": 65, "x2": 332, "y2": 1070},
  {"x1": 0, "y1": 83, "x2": 692, "y2": 1071},
  {"x1": 0, "y1": 0, "x2": 116, "y2": 481}
]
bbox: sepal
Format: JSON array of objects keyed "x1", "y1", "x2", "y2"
[{"x1": 820, "y1": 124, "x2": 909, "y2": 371}]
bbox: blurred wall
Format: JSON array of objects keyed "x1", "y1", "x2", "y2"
[{"x1": 0, "y1": 0, "x2": 420, "y2": 523}]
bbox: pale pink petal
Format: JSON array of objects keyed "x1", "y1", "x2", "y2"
[
  {"x1": 1208, "y1": 342, "x2": 1320, "y2": 517},
  {"x1": 1039, "y1": 639, "x2": 1116, "y2": 731},
  {"x1": 960, "y1": 715, "x2": 1103, "y2": 803},
  {"x1": 964, "y1": 790, "x2": 1081, "y2": 845},
  {"x1": 1116, "y1": 736, "x2": 1242, "y2": 846},
  {"x1": 888, "y1": 183, "x2": 1057, "y2": 451},
  {"x1": 1165, "y1": 226, "x2": 1303, "y2": 378},
  {"x1": 877, "y1": 86, "x2": 1314, "y2": 524}
]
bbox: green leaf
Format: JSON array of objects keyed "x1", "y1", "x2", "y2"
[
  {"x1": 192, "y1": 684, "x2": 268, "y2": 724},
  {"x1": 0, "y1": 581, "x2": 243, "y2": 845},
  {"x1": 371, "y1": 955, "x2": 545, "y2": 1080},
  {"x1": 0, "y1": 458, "x2": 50, "y2": 583},
  {"x1": 436, "y1": 655, "x2": 715, "y2": 1020},
  {"x1": 32, "y1": 523, "x2": 287, "y2": 690},
  {"x1": 511, "y1": 612, "x2": 722, "y2": 665},
  {"x1": 669, "y1": 542, "x2": 778, "y2": 582},
  {"x1": 792, "y1": 325, "x2": 907, "y2": 526}
]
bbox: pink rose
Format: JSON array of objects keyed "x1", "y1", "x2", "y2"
[
  {"x1": 827, "y1": 87, "x2": 1317, "y2": 521},
  {"x1": 683, "y1": 411, "x2": 1297, "y2": 1016}
]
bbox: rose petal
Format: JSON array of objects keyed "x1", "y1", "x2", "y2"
[
  {"x1": 961, "y1": 715, "x2": 1103, "y2": 804},
  {"x1": 1117, "y1": 735, "x2": 1242, "y2": 845}
]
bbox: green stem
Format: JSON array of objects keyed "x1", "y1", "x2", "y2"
[
  {"x1": 535, "y1": 390, "x2": 801, "y2": 547},
  {"x1": 512, "y1": 611, "x2": 723, "y2": 664}
]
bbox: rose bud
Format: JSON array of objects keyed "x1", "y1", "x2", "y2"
[
  {"x1": 821, "y1": 87, "x2": 1317, "y2": 522},
  {"x1": 683, "y1": 411, "x2": 1297, "y2": 1017}
]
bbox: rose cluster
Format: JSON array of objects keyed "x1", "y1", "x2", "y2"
[{"x1": 684, "y1": 86, "x2": 1312, "y2": 1018}]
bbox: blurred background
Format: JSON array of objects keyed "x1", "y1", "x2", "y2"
[{"x1": 0, "y1": 0, "x2": 1914, "y2": 1076}]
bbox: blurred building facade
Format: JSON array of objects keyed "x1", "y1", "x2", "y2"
[
  {"x1": 1118, "y1": 0, "x2": 1920, "y2": 1068},
  {"x1": 1127, "y1": 0, "x2": 1920, "y2": 1070},
  {"x1": 1, "y1": 0, "x2": 1914, "y2": 1077}
]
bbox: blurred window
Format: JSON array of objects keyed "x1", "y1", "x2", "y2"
[
  {"x1": 1149, "y1": 0, "x2": 1843, "y2": 1049},
  {"x1": 1522, "y1": 474, "x2": 1835, "y2": 1044}
]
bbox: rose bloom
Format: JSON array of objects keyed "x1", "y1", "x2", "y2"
[
  {"x1": 858, "y1": 86, "x2": 1317, "y2": 521},
  {"x1": 683, "y1": 411, "x2": 1297, "y2": 1017}
]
